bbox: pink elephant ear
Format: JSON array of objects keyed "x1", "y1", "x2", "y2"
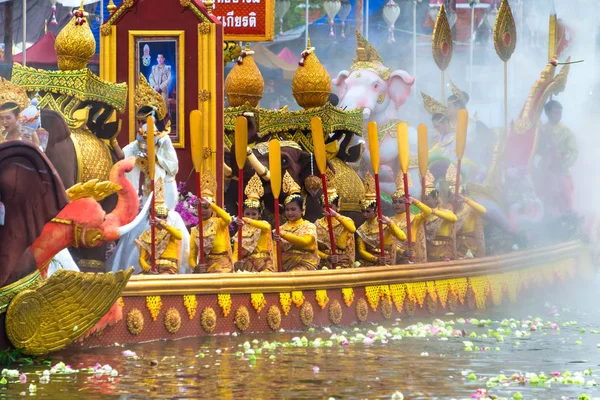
[
  {"x1": 332, "y1": 70, "x2": 350, "y2": 100},
  {"x1": 388, "y1": 70, "x2": 416, "y2": 110}
]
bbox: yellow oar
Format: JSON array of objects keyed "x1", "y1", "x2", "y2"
[
  {"x1": 268, "y1": 139, "x2": 282, "y2": 272},
  {"x1": 234, "y1": 116, "x2": 248, "y2": 264},
  {"x1": 190, "y1": 110, "x2": 205, "y2": 266},
  {"x1": 146, "y1": 116, "x2": 156, "y2": 273},
  {"x1": 367, "y1": 122, "x2": 385, "y2": 259},
  {"x1": 417, "y1": 124, "x2": 429, "y2": 201},
  {"x1": 397, "y1": 122, "x2": 413, "y2": 262},
  {"x1": 454, "y1": 109, "x2": 469, "y2": 209}
]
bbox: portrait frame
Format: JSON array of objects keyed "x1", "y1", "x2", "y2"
[{"x1": 128, "y1": 30, "x2": 186, "y2": 148}]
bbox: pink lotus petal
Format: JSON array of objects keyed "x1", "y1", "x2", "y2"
[
  {"x1": 20, "y1": 374, "x2": 26, "y2": 384},
  {"x1": 553, "y1": 371, "x2": 560, "y2": 377},
  {"x1": 122, "y1": 350, "x2": 137, "y2": 357},
  {"x1": 363, "y1": 337, "x2": 374, "y2": 345},
  {"x1": 530, "y1": 325, "x2": 537, "y2": 331},
  {"x1": 313, "y1": 366, "x2": 320, "y2": 373}
]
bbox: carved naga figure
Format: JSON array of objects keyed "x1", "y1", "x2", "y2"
[
  {"x1": 333, "y1": 31, "x2": 416, "y2": 196},
  {"x1": 0, "y1": 140, "x2": 142, "y2": 355},
  {"x1": 10, "y1": 4, "x2": 128, "y2": 271}
]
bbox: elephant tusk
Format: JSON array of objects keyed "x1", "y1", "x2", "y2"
[
  {"x1": 247, "y1": 152, "x2": 270, "y2": 181},
  {"x1": 118, "y1": 193, "x2": 153, "y2": 237}
]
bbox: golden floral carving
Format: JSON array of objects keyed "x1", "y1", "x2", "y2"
[
  {"x1": 126, "y1": 309, "x2": 144, "y2": 335},
  {"x1": 251, "y1": 293, "x2": 267, "y2": 313},
  {"x1": 198, "y1": 89, "x2": 211, "y2": 102},
  {"x1": 201, "y1": 307, "x2": 217, "y2": 333},
  {"x1": 291, "y1": 291, "x2": 305, "y2": 307},
  {"x1": 426, "y1": 293, "x2": 438, "y2": 314},
  {"x1": 404, "y1": 297, "x2": 416, "y2": 316},
  {"x1": 315, "y1": 290, "x2": 329, "y2": 309},
  {"x1": 329, "y1": 300, "x2": 342, "y2": 325},
  {"x1": 118, "y1": 297, "x2": 124, "y2": 307},
  {"x1": 356, "y1": 298, "x2": 369, "y2": 322},
  {"x1": 341, "y1": 288, "x2": 354, "y2": 307},
  {"x1": 100, "y1": 24, "x2": 112, "y2": 37},
  {"x1": 267, "y1": 305, "x2": 281, "y2": 331},
  {"x1": 146, "y1": 296, "x2": 162, "y2": 321},
  {"x1": 381, "y1": 298, "x2": 392, "y2": 319},
  {"x1": 279, "y1": 293, "x2": 292, "y2": 316},
  {"x1": 235, "y1": 306, "x2": 250, "y2": 331},
  {"x1": 198, "y1": 23, "x2": 211, "y2": 35},
  {"x1": 447, "y1": 291, "x2": 458, "y2": 312},
  {"x1": 122, "y1": 0, "x2": 134, "y2": 7},
  {"x1": 218, "y1": 293, "x2": 232, "y2": 316},
  {"x1": 164, "y1": 308, "x2": 181, "y2": 334},
  {"x1": 390, "y1": 283, "x2": 406, "y2": 313},
  {"x1": 180, "y1": 0, "x2": 191, "y2": 6},
  {"x1": 300, "y1": 302, "x2": 314, "y2": 327},
  {"x1": 183, "y1": 295, "x2": 198, "y2": 319}
]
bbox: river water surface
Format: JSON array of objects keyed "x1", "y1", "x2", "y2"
[{"x1": 4, "y1": 281, "x2": 600, "y2": 399}]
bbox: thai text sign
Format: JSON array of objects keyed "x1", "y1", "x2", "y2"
[{"x1": 212, "y1": 0, "x2": 274, "y2": 41}]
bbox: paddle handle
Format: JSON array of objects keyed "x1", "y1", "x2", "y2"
[
  {"x1": 150, "y1": 178, "x2": 156, "y2": 273},
  {"x1": 404, "y1": 173, "x2": 413, "y2": 263},
  {"x1": 274, "y1": 198, "x2": 282, "y2": 272},
  {"x1": 195, "y1": 171, "x2": 205, "y2": 265},
  {"x1": 321, "y1": 174, "x2": 337, "y2": 266},
  {"x1": 374, "y1": 173, "x2": 385, "y2": 259},
  {"x1": 237, "y1": 168, "x2": 244, "y2": 262}
]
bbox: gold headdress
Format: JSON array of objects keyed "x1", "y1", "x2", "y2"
[
  {"x1": 244, "y1": 173, "x2": 264, "y2": 209},
  {"x1": 425, "y1": 170, "x2": 437, "y2": 195},
  {"x1": 393, "y1": 172, "x2": 412, "y2": 199},
  {"x1": 283, "y1": 170, "x2": 303, "y2": 205},
  {"x1": 135, "y1": 73, "x2": 167, "y2": 121},
  {"x1": 445, "y1": 163, "x2": 464, "y2": 193},
  {"x1": 225, "y1": 43, "x2": 264, "y2": 107},
  {"x1": 449, "y1": 81, "x2": 468, "y2": 106},
  {"x1": 154, "y1": 177, "x2": 169, "y2": 218},
  {"x1": 0, "y1": 78, "x2": 29, "y2": 113},
  {"x1": 320, "y1": 169, "x2": 340, "y2": 205},
  {"x1": 292, "y1": 38, "x2": 331, "y2": 109},
  {"x1": 421, "y1": 92, "x2": 448, "y2": 117},
  {"x1": 201, "y1": 169, "x2": 217, "y2": 204},
  {"x1": 360, "y1": 172, "x2": 377, "y2": 209},
  {"x1": 54, "y1": 2, "x2": 96, "y2": 71},
  {"x1": 352, "y1": 31, "x2": 391, "y2": 80}
]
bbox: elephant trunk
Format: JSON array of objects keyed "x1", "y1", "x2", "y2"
[
  {"x1": 247, "y1": 149, "x2": 270, "y2": 181},
  {"x1": 102, "y1": 157, "x2": 140, "y2": 241}
]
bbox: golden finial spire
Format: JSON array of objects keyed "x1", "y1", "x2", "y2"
[
  {"x1": 225, "y1": 43, "x2": 264, "y2": 107},
  {"x1": 244, "y1": 173, "x2": 264, "y2": 209},
  {"x1": 201, "y1": 169, "x2": 217, "y2": 203},
  {"x1": 283, "y1": 171, "x2": 303, "y2": 204},
  {"x1": 360, "y1": 172, "x2": 377, "y2": 209},
  {"x1": 320, "y1": 168, "x2": 339, "y2": 204},
  {"x1": 292, "y1": 38, "x2": 331, "y2": 109},
  {"x1": 154, "y1": 177, "x2": 169, "y2": 218},
  {"x1": 424, "y1": 171, "x2": 437, "y2": 195},
  {"x1": 393, "y1": 172, "x2": 412, "y2": 199},
  {"x1": 54, "y1": 0, "x2": 96, "y2": 71},
  {"x1": 135, "y1": 73, "x2": 167, "y2": 120}
]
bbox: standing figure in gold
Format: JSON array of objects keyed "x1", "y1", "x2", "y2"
[
  {"x1": 446, "y1": 164, "x2": 487, "y2": 258},
  {"x1": 274, "y1": 171, "x2": 319, "y2": 271},
  {"x1": 315, "y1": 174, "x2": 356, "y2": 269},
  {"x1": 357, "y1": 172, "x2": 406, "y2": 266},
  {"x1": 391, "y1": 172, "x2": 432, "y2": 264},
  {"x1": 423, "y1": 171, "x2": 458, "y2": 262},
  {"x1": 190, "y1": 170, "x2": 233, "y2": 273},
  {"x1": 0, "y1": 78, "x2": 41, "y2": 148},
  {"x1": 233, "y1": 173, "x2": 274, "y2": 272},
  {"x1": 135, "y1": 178, "x2": 183, "y2": 274}
]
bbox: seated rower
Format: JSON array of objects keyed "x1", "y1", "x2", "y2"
[
  {"x1": 446, "y1": 165, "x2": 487, "y2": 258},
  {"x1": 135, "y1": 178, "x2": 183, "y2": 274},
  {"x1": 190, "y1": 169, "x2": 233, "y2": 273},
  {"x1": 423, "y1": 171, "x2": 458, "y2": 262},
  {"x1": 391, "y1": 172, "x2": 432, "y2": 264},
  {"x1": 316, "y1": 173, "x2": 356, "y2": 269},
  {"x1": 232, "y1": 173, "x2": 274, "y2": 272},
  {"x1": 357, "y1": 172, "x2": 406, "y2": 266},
  {"x1": 273, "y1": 171, "x2": 319, "y2": 271}
]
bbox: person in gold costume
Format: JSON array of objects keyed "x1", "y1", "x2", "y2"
[
  {"x1": 189, "y1": 170, "x2": 233, "y2": 273},
  {"x1": 423, "y1": 171, "x2": 458, "y2": 262},
  {"x1": 391, "y1": 172, "x2": 432, "y2": 264},
  {"x1": 315, "y1": 172, "x2": 356, "y2": 269},
  {"x1": 445, "y1": 164, "x2": 487, "y2": 258},
  {"x1": 273, "y1": 171, "x2": 319, "y2": 271},
  {"x1": 357, "y1": 172, "x2": 406, "y2": 266},
  {"x1": 232, "y1": 173, "x2": 274, "y2": 272},
  {"x1": 135, "y1": 178, "x2": 183, "y2": 274},
  {"x1": 0, "y1": 78, "x2": 41, "y2": 148}
]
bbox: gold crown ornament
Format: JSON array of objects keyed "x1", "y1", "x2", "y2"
[
  {"x1": 393, "y1": 172, "x2": 412, "y2": 199},
  {"x1": 320, "y1": 169, "x2": 340, "y2": 205},
  {"x1": 54, "y1": 2, "x2": 96, "y2": 71},
  {"x1": 360, "y1": 172, "x2": 377, "y2": 209},
  {"x1": 283, "y1": 170, "x2": 303, "y2": 205},
  {"x1": 154, "y1": 177, "x2": 169, "y2": 218},
  {"x1": 445, "y1": 163, "x2": 464, "y2": 193},
  {"x1": 449, "y1": 81, "x2": 469, "y2": 106},
  {"x1": 292, "y1": 38, "x2": 331, "y2": 109},
  {"x1": 225, "y1": 43, "x2": 264, "y2": 107},
  {"x1": 0, "y1": 78, "x2": 29, "y2": 113},
  {"x1": 421, "y1": 92, "x2": 449, "y2": 117},
  {"x1": 352, "y1": 31, "x2": 391, "y2": 80},
  {"x1": 244, "y1": 173, "x2": 264, "y2": 209},
  {"x1": 135, "y1": 73, "x2": 167, "y2": 121},
  {"x1": 200, "y1": 169, "x2": 217, "y2": 203},
  {"x1": 425, "y1": 170, "x2": 437, "y2": 195}
]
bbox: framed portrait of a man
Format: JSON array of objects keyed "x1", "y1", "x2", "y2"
[{"x1": 128, "y1": 31, "x2": 185, "y2": 148}]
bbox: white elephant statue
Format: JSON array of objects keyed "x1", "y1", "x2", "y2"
[{"x1": 332, "y1": 31, "x2": 416, "y2": 196}]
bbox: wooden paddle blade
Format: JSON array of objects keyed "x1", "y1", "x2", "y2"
[
  {"x1": 235, "y1": 116, "x2": 249, "y2": 170},
  {"x1": 417, "y1": 124, "x2": 429, "y2": 178},
  {"x1": 367, "y1": 121, "x2": 380, "y2": 174},
  {"x1": 396, "y1": 122, "x2": 410, "y2": 174},
  {"x1": 190, "y1": 110, "x2": 202, "y2": 172},
  {"x1": 456, "y1": 108, "x2": 469, "y2": 160},
  {"x1": 146, "y1": 116, "x2": 156, "y2": 181},
  {"x1": 268, "y1": 139, "x2": 282, "y2": 198},
  {"x1": 311, "y1": 117, "x2": 327, "y2": 174}
]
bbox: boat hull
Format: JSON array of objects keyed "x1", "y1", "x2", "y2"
[{"x1": 72, "y1": 241, "x2": 593, "y2": 348}]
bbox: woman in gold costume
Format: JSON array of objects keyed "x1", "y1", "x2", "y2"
[
  {"x1": 232, "y1": 173, "x2": 274, "y2": 272},
  {"x1": 0, "y1": 78, "x2": 40, "y2": 147},
  {"x1": 135, "y1": 178, "x2": 183, "y2": 274},
  {"x1": 315, "y1": 175, "x2": 356, "y2": 269},
  {"x1": 445, "y1": 164, "x2": 487, "y2": 258},
  {"x1": 423, "y1": 170, "x2": 458, "y2": 261},
  {"x1": 391, "y1": 172, "x2": 432, "y2": 264},
  {"x1": 273, "y1": 171, "x2": 319, "y2": 271},
  {"x1": 357, "y1": 172, "x2": 406, "y2": 266},
  {"x1": 189, "y1": 170, "x2": 233, "y2": 273}
]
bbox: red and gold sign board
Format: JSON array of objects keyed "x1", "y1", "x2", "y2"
[{"x1": 211, "y1": 0, "x2": 275, "y2": 42}]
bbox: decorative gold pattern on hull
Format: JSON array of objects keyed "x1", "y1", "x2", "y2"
[
  {"x1": 6, "y1": 268, "x2": 133, "y2": 356},
  {"x1": 70, "y1": 129, "x2": 113, "y2": 183},
  {"x1": 66, "y1": 180, "x2": 122, "y2": 202},
  {"x1": 0, "y1": 272, "x2": 43, "y2": 315}
]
